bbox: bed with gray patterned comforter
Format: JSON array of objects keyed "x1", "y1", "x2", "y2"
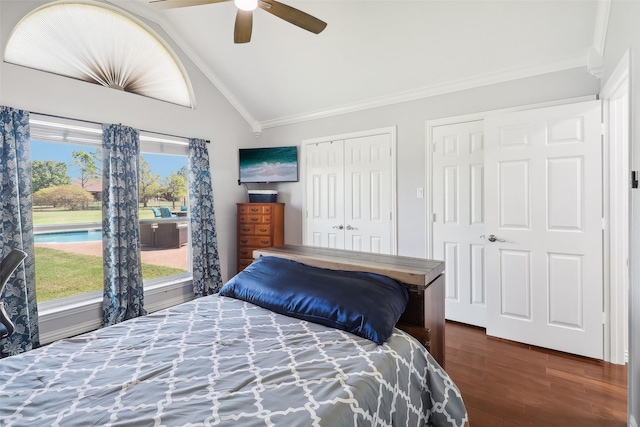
[{"x1": 0, "y1": 295, "x2": 467, "y2": 427}]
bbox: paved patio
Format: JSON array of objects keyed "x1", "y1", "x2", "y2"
[{"x1": 35, "y1": 241, "x2": 189, "y2": 270}]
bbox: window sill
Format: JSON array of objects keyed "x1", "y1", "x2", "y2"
[{"x1": 38, "y1": 275, "x2": 194, "y2": 345}]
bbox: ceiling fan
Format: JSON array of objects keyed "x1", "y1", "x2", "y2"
[{"x1": 149, "y1": 0, "x2": 327, "y2": 44}]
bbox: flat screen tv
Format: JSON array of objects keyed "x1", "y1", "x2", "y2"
[{"x1": 239, "y1": 146, "x2": 298, "y2": 183}]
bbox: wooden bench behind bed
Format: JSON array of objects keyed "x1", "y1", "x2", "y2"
[{"x1": 253, "y1": 245, "x2": 446, "y2": 368}]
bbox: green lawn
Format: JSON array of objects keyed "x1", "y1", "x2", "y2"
[
  {"x1": 33, "y1": 205, "x2": 189, "y2": 302},
  {"x1": 32, "y1": 205, "x2": 176, "y2": 225},
  {"x1": 35, "y1": 247, "x2": 186, "y2": 302}
]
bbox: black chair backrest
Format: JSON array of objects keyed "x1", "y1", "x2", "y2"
[
  {"x1": 0, "y1": 249, "x2": 27, "y2": 340},
  {"x1": 0, "y1": 249, "x2": 28, "y2": 294}
]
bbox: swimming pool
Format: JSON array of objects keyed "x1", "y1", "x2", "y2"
[{"x1": 34, "y1": 229, "x2": 102, "y2": 244}]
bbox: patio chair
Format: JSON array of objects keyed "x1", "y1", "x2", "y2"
[
  {"x1": 0, "y1": 249, "x2": 28, "y2": 339},
  {"x1": 160, "y1": 207, "x2": 175, "y2": 218},
  {"x1": 151, "y1": 207, "x2": 162, "y2": 217}
]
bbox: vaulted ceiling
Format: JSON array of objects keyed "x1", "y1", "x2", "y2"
[{"x1": 120, "y1": 0, "x2": 607, "y2": 133}]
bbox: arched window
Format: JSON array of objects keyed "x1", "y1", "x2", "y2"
[{"x1": 4, "y1": 1, "x2": 194, "y2": 108}]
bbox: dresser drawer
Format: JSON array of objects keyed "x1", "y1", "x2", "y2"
[
  {"x1": 255, "y1": 225, "x2": 271, "y2": 235},
  {"x1": 238, "y1": 258, "x2": 254, "y2": 271},
  {"x1": 239, "y1": 205, "x2": 271, "y2": 215},
  {"x1": 237, "y1": 247, "x2": 255, "y2": 259},
  {"x1": 238, "y1": 236, "x2": 272, "y2": 247},
  {"x1": 239, "y1": 215, "x2": 271, "y2": 224},
  {"x1": 238, "y1": 224, "x2": 255, "y2": 235}
]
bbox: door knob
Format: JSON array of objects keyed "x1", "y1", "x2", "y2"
[
  {"x1": 481, "y1": 234, "x2": 505, "y2": 243},
  {"x1": 333, "y1": 225, "x2": 344, "y2": 230},
  {"x1": 346, "y1": 225, "x2": 358, "y2": 230}
]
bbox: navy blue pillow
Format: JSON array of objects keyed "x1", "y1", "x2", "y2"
[{"x1": 219, "y1": 256, "x2": 409, "y2": 344}]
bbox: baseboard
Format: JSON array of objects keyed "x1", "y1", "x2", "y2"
[{"x1": 630, "y1": 414, "x2": 638, "y2": 427}]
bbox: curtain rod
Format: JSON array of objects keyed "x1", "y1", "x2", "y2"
[{"x1": 29, "y1": 111, "x2": 211, "y2": 143}]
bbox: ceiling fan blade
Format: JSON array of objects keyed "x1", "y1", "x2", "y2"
[
  {"x1": 258, "y1": 0, "x2": 327, "y2": 34},
  {"x1": 234, "y1": 10, "x2": 253, "y2": 43},
  {"x1": 149, "y1": 0, "x2": 230, "y2": 10}
]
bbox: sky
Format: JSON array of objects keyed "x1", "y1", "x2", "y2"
[{"x1": 30, "y1": 140, "x2": 186, "y2": 179}]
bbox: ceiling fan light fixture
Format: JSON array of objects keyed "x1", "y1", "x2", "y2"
[{"x1": 234, "y1": 0, "x2": 258, "y2": 11}]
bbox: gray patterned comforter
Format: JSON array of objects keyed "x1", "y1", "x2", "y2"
[{"x1": 0, "y1": 296, "x2": 467, "y2": 427}]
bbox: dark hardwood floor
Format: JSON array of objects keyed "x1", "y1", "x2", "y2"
[{"x1": 444, "y1": 321, "x2": 628, "y2": 427}]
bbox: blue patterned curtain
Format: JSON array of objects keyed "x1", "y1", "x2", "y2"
[
  {"x1": 102, "y1": 124, "x2": 145, "y2": 326},
  {"x1": 188, "y1": 138, "x2": 222, "y2": 297},
  {"x1": 0, "y1": 106, "x2": 38, "y2": 357}
]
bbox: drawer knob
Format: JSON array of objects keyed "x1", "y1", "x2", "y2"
[{"x1": 240, "y1": 239, "x2": 248, "y2": 244}]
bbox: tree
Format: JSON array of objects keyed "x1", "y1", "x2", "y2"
[
  {"x1": 33, "y1": 185, "x2": 95, "y2": 210},
  {"x1": 164, "y1": 172, "x2": 187, "y2": 208},
  {"x1": 177, "y1": 165, "x2": 188, "y2": 205},
  {"x1": 71, "y1": 149, "x2": 101, "y2": 189},
  {"x1": 178, "y1": 165, "x2": 188, "y2": 182},
  {"x1": 138, "y1": 156, "x2": 161, "y2": 207},
  {"x1": 31, "y1": 160, "x2": 71, "y2": 192}
]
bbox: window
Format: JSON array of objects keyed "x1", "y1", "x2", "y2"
[
  {"x1": 138, "y1": 135, "x2": 191, "y2": 285},
  {"x1": 4, "y1": 1, "x2": 194, "y2": 107},
  {"x1": 30, "y1": 116, "x2": 191, "y2": 304}
]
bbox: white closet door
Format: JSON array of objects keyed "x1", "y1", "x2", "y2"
[
  {"x1": 432, "y1": 120, "x2": 487, "y2": 327},
  {"x1": 484, "y1": 101, "x2": 603, "y2": 359},
  {"x1": 343, "y1": 134, "x2": 393, "y2": 254},
  {"x1": 304, "y1": 140, "x2": 345, "y2": 249}
]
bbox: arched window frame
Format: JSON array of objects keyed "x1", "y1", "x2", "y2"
[{"x1": 4, "y1": 0, "x2": 196, "y2": 108}]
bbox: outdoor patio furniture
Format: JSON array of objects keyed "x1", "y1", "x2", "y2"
[
  {"x1": 155, "y1": 222, "x2": 188, "y2": 248},
  {"x1": 140, "y1": 223, "x2": 158, "y2": 247},
  {"x1": 151, "y1": 207, "x2": 162, "y2": 217},
  {"x1": 160, "y1": 207, "x2": 175, "y2": 218}
]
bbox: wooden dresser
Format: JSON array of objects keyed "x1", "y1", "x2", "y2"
[
  {"x1": 236, "y1": 203, "x2": 285, "y2": 273},
  {"x1": 253, "y1": 245, "x2": 446, "y2": 367}
]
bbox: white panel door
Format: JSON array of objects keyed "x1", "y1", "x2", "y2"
[
  {"x1": 344, "y1": 134, "x2": 393, "y2": 254},
  {"x1": 484, "y1": 101, "x2": 603, "y2": 359},
  {"x1": 304, "y1": 140, "x2": 345, "y2": 249},
  {"x1": 432, "y1": 120, "x2": 487, "y2": 327}
]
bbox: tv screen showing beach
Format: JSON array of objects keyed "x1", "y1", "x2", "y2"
[{"x1": 239, "y1": 146, "x2": 298, "y2": 183}]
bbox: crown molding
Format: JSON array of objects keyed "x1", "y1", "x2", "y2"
[
  {"x1": 110, "y1": 0, "x2": 262, "y2": 135},
  {"x1": 592, "y1": 0, "x2": 611, "y2": 56},
  {"x1": 587, "y1": 0, "x2": 610, "y2": 78},
  {"x1": 260, "y1": 54, "x2": 588, "y2": 129}
]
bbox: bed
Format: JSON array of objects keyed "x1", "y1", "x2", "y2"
[{"x1": 0, "y1": 248, "x2": 467, "y2": 427}]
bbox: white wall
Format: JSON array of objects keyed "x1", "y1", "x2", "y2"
[
  {"x1": 0, "y1": 0, "x2": 256, "y2": 282},
  {"x1": 257, "y1": 67, "x2": 600, "y2": 258},
  {"x1": 601, "y1": 1, "x2": 639, "y2": 424}
]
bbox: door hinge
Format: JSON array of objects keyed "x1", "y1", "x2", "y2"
[
  {"x1": 432, "y1": 213, "x2": 436, "y2": 223},
  {"x1": 602, "y1": 218, "x2": 607, "y2": 230},
  {"x1": 632, "y1": 171, "x2": 639, "y2": 189},
  {"x1": 602, "y1": 312, "x2": 607, "y2": 325},
  {"x1": 601, "y1": 122, "x2": 606, "y2": 136}
]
